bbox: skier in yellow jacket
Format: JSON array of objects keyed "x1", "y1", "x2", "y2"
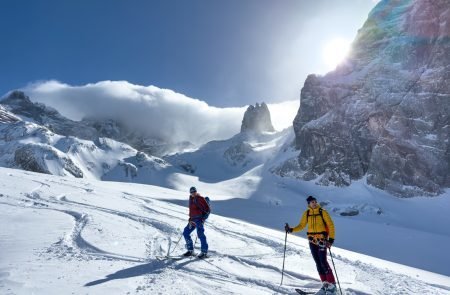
[{"x1": 285, "y1": 196, "x2": 337, "y2": 295}]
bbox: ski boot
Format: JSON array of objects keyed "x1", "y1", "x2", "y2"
[
  {"x1": 183, "y1": 250, "x2": 194, "y2": 257},
  {"x1": 315, "y1": 282, "x2": 337, "y2": 295},
  {"x1": 197, "y1": 252, "x2": 208, "y2": 259}
]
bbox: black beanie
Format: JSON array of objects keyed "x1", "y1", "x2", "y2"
[{"x1": 306, "y1": 195, "x2": 317, "y2": 203}]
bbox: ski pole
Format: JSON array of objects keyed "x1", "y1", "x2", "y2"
[
  {"x1": 280, "y1": 223, "x2": 288, "y2": 286},
  {"x1": 167, "y1": 233, "x2": 183, "y2": 256},
  {"x1": 329, "y1": 247, "x2": 342, "y2": 295}
]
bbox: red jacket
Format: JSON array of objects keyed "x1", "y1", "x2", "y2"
[{"x1": 189, "y1": 193, "x2": 210, "y2": 219}]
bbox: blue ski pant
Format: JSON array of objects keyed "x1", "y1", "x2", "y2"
[{"x1": 183, "y1": 219, "x2": 208, "y2": 253}]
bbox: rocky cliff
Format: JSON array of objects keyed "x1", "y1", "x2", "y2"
[
  {"x1": 241, "y1": 103, "x2": 275, "y2": 133},
  {"x1": 290, "y1": 0, "x2": 450, "y2": 197}
]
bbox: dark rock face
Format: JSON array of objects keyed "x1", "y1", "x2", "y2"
[
  {"x1": 14, "y1": 146, "x2": 50, "y2": 174},
  {"x1": 1, "y1": 91, "x2": 99, "y2": 139},
  {"x1": 0, "y1": 106, "x2": 20, "y2": 123},
  {"x1": 241, "y1": 103, "x2": 275, "y2": 133},
  {"x1": 224, "y1": 142, "x2": 253, "y2": 167},
  {"x1": 292, "y1": 0, "x2": 450, "y2": 197},
  {"x1": 14, "y1": 145, "x2": 84, "y2": 178}
]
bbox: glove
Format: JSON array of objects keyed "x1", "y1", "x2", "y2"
[
  {"x1": 189, "y1": 219, "x2": 196, "y2": 227},
  {"x1": 327, "y1": 238, "x2": 334, "y2": 248},
  {"x1": 284, "y1": 223, "x2": 293, "y2": 233}
]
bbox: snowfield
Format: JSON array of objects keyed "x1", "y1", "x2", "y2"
[{"x1": 1, "y1": 168, "x2": 449, "y2": 295}]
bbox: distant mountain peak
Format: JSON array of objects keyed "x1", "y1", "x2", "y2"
[
  {"x1": 2, "y1": 90, "x2": 32, "y2": 105},
  {"x1": 240, "y1": 102, "x2": 275, "y2": 133},
  {"x1": 2, "y1": 90, "x2": 63, "y2": 122}
]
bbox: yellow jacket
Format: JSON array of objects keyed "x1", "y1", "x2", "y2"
[{"x1": 292, "y1": 205, "x2": 335, "y2": 239}]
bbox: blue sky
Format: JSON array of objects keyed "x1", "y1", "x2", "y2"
[{"x1": 0, "y1": 0, "x2": 377, "y2": 107}]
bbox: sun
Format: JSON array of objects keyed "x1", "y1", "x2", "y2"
[{"x1": 322, "y1": 38, "x2": 351, "y2": 70}]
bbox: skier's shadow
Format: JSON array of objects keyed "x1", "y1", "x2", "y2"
[{"x1": 84, "y1": 258, "x2": 199, "y2": 287}]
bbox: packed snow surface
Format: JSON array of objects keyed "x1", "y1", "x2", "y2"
[{"x1": 1, "y1": 168, "x2": 449, "y2": 294}]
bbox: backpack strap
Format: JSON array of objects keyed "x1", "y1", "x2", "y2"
[
  {"x1": 193, "y1": 196, "x2": 210, "y2": 214},
  {"x1": 306, "y1": 208, "x2": 326, "y2": 225},
  {"x1": 306, "y1": 208, "x2": 328, "y2": 236},
  {"x1": 318, "y1": 208, "x2": 327, "y2": 227}
]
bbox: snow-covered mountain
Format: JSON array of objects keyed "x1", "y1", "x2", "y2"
[
  {"x1": 2, "y1": 86, "x2": 450, "y2": 280},
  {"x1": 289, "y1": 0, "x2": 450, "y2": 197},
  {"x1": 1, "y1": 90, "x2": 194, "y2": 157},
  {"x1": 1, "y1": 168, "x2": 449, "y2": 294},
  {"x1": 0, "y1": 100, "x2": 171, "y2": 180},
  {"x1": 0, "y1": 91, "x2": 293, "y2": 190},
  {"x1": 1, "y1": 3, "x2": 450, "y2": 291}
]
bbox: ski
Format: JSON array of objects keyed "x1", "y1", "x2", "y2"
[
  {"x1": 155, "y1": 253, "x2": 210, "y2": 261},
  {"x1": 295, "y1": 288, "x2": 315, "y2": 295},
  {"x1": 155, "y1": 255, "x2": 186, "y2": 261},
  {"x1": 155, "y1": 251, "x2": 211, "y2": 261}
]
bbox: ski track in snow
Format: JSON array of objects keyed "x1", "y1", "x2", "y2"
[{"x1": 0, "y1": 171, "x2": 449, "y2": 294}]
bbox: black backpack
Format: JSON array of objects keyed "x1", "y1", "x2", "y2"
[{"x1": 203, "y1": 196, "x2": 211, "y2": 219}]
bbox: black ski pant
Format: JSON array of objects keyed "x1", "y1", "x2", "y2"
[{"x1": 309, "y1": 242, "x2": 335, "y2": 283}]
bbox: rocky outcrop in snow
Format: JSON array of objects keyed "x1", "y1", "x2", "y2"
[
  {"x1": 118, "y1": 161, "x2": 138, "y2": 178},
  {"x1": 14, "y1": 144, "x2": 84, "y2": 178},
  {"x1": 224, "y1": 142, "x2": 253, "y2": 167},
  {"x1": 288, "y1": 0, "x2": 450, "y2": 197},
  {"x1": 0, "y1": 105, "x2": 20, "y2": 124},
  {"x1": 241, "y1": 103, "x2": 275, "y2": 133}
]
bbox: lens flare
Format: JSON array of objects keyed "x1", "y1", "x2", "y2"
[{"x1": 322, "y1": 38, "x2": 351, "y2": 70}]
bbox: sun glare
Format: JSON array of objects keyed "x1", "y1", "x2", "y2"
[{"x1": 322, "y1": 38, "x2": 351, "y2": 70}]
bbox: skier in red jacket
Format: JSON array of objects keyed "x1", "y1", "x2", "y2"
[{"x1": 183, "y1": 186, "x2": 211, "y2": 258}]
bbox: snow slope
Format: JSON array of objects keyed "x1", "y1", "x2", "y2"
[
  {"x1": 1, "y1": 167, "x2": 449, "y2": 294},
  {"x1": 104, "y1": 127, "x2": 450, "y2": 277},
  {"x1": 3, "y1": 92, "x2": 450, "y2": 279}
]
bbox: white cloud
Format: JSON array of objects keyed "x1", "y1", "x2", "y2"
[
  {"x1": 24, "y1": 81, "x2": 298, "y2": 145},
  {"x1": 267, "y1": 100, "x2": 299, "y2": 131}
]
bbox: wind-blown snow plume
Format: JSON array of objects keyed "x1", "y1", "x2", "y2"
[
  {"x1": 23, "y1": 81, "x2": 297, "y2": 145},
  {"x1": 24, "y1": 81, "x2": 242, "y2": 144}
]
